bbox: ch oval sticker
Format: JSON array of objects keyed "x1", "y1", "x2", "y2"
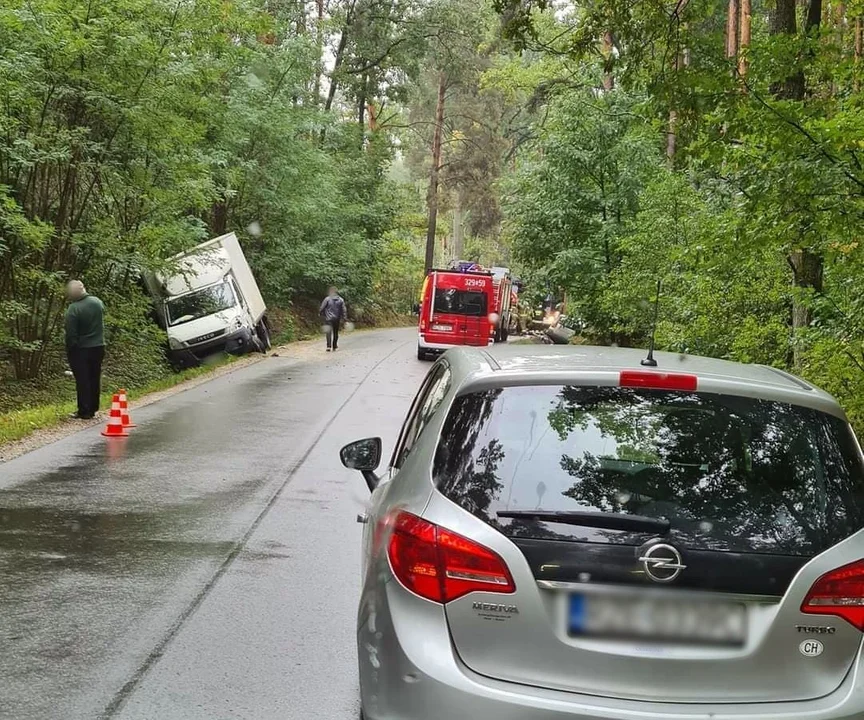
[{"x1": 799, "y1": 639, "x2": 824, "y2": 657}]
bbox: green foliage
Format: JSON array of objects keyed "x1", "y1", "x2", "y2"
[
  {"x1": 506, "y1": 87, "x2": 658, "y2": 340},
  {"x1": 491, "y1": 0, "x2": 864, "y2": 435},
  {"x1": 0, "y1": 0, "x2": 426, "y2": 393}
]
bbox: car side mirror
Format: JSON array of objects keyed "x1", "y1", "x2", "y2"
[{"x1": 340, "y1": 437, "x2": 382, "y2": 491}]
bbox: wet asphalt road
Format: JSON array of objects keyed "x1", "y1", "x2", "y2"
[{"x1": 0, "y1": 328, "x2": 427, "y2": 720}]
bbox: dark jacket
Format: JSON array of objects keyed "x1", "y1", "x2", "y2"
[
  {"x1": 65, "y1": 295, "x2": 105, "y2": 351},
  {"x1": 319, "y1": 294, "x2": 346, "y2": 323}
]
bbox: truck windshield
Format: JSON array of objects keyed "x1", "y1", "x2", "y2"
[
  {"x1": 166, "y1": 281, "x2": 237, "y2": 327},
  {"x1": 434, "y1": 289, "x2": 487, "y2": 316}
]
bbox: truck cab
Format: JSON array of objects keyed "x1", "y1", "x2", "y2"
[
  {"x1": 164, "y1": 274, "x2": 258, "y2": 360},
  {"x1": 146, "y1": 232, "x2": 269, "y2": 367}
]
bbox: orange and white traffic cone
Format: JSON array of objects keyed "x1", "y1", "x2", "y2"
[
  {"x1": 101, "y1": 394, "x2": 129, "y2": 438},
  {"x1": 118, "y1": 388, "x2": 136, "y2": 428}
]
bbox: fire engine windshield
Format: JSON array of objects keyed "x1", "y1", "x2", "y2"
[{"x1": 434, "y1": 289, "x2": 488, "y2": 317}]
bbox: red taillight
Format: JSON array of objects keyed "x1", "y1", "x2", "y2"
[
  {"x1": 386, "y1": 511, "x2": 515, "y2": 603},
  {"x1": 802, "y1": 560, "x2": 864, "y2": 630},
  {"x1": 438, "y1": 526, "x2": 515, "y2": 601},
  {"x1": 387, "y1": 512, "x2": 441, "y2": 601},
  {"x1": 619, "y1": 370, "x2": 698, "y2": 391}
]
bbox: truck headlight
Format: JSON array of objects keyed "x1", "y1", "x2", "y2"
[
  {"x1": 168, "y1": 337, "x2": 184, "y2": 350},
  {"x1": 232, "y1": 317, "x2": 244, "y2": 331}
]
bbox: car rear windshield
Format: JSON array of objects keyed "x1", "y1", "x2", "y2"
[
  {"x1": 434, "y1": 289, "x2": 487, "y2": 317},
  {"x1": 433, "y1": 386, "x2": 864, "y2": 556}
]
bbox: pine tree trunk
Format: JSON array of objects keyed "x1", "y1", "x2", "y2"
[
  {"x1": 602, "y1": 31, "x2": 615, "y2": 90},
  {"x1": 772, "y1": 0, "x2": 805, "y2": 98},
  {"x1": 771, "y1": 0, "x2": 823, "y2": 368},
  {"x1": 738, "y1": 0, "x2": 751, "y2": 76},
  {"x1": 314, "y1": 0, "x2": 325, "y2": 100},
  {"x1": 667, "y1": 40, "x2": 688, "y2": 164},
  {"x1": 211, "y1": 199, "x2": 228, "y2": 235},
  {"x1": 856, "y1": 17, "x2": 863, "y2": 58},
  {"x1": 452, "y1": 192, "x2": 464, "y2": 260},
  {"x1": 666, "y1": 111, "x2": 678, "y2": 162},
  {"x1": 855, "y1": 16, "x2": 863, "y2": 90},
  {"x1": 726, "y1": 0, "x2": 739, "y2": 58},
  {"x1": 358, "y1": 72, "x2": 368, "y2": 129},
  {"x1": 789, "y1": 248, "x2": 824, "y2": 366},
  {"x1": 323, "y1": 0, "x2": 357, "y2": 117},
  {"x1": 806, "y1": 0, "x2": 823, "y2": 32},
  {"x1": 424, "y1": 75, "x2": 446, "y2": 274},
  {"x1": 325, "y1": 31, "x2": 348, "y2": 113}
]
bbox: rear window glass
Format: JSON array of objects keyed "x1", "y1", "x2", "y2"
[
  {"x1": 434, "y1": 289, "x2": 487, "y2": 317},
  {"x1": 433, "y1": 386, "x2": 864, "y2": 556}
]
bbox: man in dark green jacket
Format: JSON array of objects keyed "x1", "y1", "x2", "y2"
[{"x1": 65, "y1": 280, "x2": 105, "y2": 419}]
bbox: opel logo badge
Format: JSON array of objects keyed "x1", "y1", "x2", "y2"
[{"x1": 639, "y1": 543, "x2": 686, "y2": 583}]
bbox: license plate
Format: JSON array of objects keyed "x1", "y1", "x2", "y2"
[
  {"x1": 568, "y1": 592, "x2": 746, "y2": 646},
  {"x1": 431, "y1": 324, "x2": 453, "y2": 332}
]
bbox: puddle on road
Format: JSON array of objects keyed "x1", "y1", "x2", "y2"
[
  {"x1": 0, "y1": 507, "x2": 236, "y2": 574},
  {"x1": 0, "y1": 360, "x2": 328, "y2": 594},
  {"x1": 0, "y1": 354, "x2": 365, "y2": 719},
  {"x1": 0, "y1": 476, "x2": 267, "y2": 589}
]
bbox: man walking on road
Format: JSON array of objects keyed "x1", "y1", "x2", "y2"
[
  {"x1": 319, "y1": 286, "x2": 346, "y2": 352},
  {"x1": 65, "y1": 280, "x2": 105, "y2": 419}
]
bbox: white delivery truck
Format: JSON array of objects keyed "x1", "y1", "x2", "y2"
[{"x1": 145, "y1": 232, "x2": 270, "y2": 367}]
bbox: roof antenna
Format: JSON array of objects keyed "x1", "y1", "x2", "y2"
[{"x1": 641, "y1": 279, "x2": 662, "y2": 367}]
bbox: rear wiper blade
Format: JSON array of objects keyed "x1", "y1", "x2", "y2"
[{"x1": 496, "y1": 510, "x2": 670, "y2": 535}]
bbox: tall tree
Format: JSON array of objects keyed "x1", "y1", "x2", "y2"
[{"x1": 424, "y1": 74, "x2": 447, "y2": 272}]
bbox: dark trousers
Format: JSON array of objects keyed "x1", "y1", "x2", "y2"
[
  {"x1": 68, "y1": 346, "x2": 105, "y2": 417},
  {"x1": 326, "y1": 320, "x2": 340, "y2": 349}
]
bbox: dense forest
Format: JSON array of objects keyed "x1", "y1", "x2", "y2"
[
  {"x1": 3, "y1": 0, "x2": 864, "y2": 433},
  {"x1": 493, "y1": 0, "x2": 864, "y2": 431}
]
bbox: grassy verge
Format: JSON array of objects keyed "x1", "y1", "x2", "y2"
[{"x1": 0, "y1": 355, "x2": 241, "y2": 447}]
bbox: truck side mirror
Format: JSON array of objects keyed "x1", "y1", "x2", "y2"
[
  {"x1": 340, "y1": 437, "x2": 382, "y2": 491},
  {"x1": 412, "y1": 303, "x2": 420, "y2": 315}
]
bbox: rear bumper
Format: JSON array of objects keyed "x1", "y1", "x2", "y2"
[
  {"x1": 359, "y1": 580, "x2": 864, "y2": 720},
  {"x1": 418, "y1": 334, "x2": 493, "y2": 353}
]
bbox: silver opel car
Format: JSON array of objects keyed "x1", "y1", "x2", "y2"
[{"x1": 340, "y1": 345, "x2": 864, "y2": 720}]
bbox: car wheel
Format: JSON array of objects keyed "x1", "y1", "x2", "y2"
[{"x1": 417, "y1": 345, "x2": 428, "y2": 361}]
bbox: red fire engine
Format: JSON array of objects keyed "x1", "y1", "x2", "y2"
[{"x1": 416, "y1": 262, "x2": 512, "y2": 360}]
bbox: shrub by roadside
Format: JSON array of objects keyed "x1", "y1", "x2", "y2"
[{"x1": 0, "y1": 355, "x2": 240, "y2": 447}]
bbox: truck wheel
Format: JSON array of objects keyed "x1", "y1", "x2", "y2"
[
  {"x1": 417, "y1": 345, "x2": 428, "y2": 361},
  {"x1": 256, "y1": 320, "x2": 271, "y2": 352}
]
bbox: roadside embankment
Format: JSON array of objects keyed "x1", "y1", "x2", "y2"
[{"x1": 0, "y1": 310, "x2": 412, "y2": 462}]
